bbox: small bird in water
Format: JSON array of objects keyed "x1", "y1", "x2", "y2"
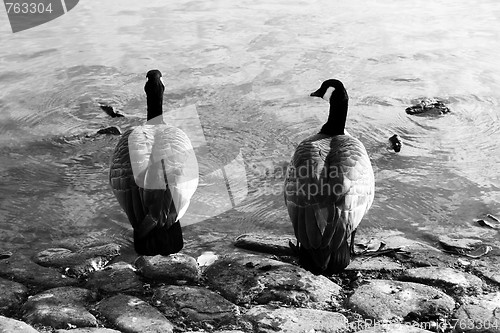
[
  {"x1": 284, "y1": 79, "x2": 375, "y2": 273},
  {"x1": 109, "y1": 70, "x2": 199, "y2": 255}
]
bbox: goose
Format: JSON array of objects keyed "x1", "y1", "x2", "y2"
[
  {"x1": 109, "y1": 69, "x2": 199, "y2": 255},
  {"x1": 284, "y1": 79, "x2": 375, "y2": 273}
]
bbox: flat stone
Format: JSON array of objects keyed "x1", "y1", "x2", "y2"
[
  {"x1": 135, "y1": 253, "x2": 199, "y2": 282},
  {"x1": 353, "y1": 323, "x2": 435, "y2": 333},
  {"x1": 204, "y1": 253, "x2": 341, "y2": 309},
  {"x1": 0, "y1": 315, "x2": 39, "y2": 332},
  {"x1": 439, "y1": 236, "x2": 482, "y2": 251},
  {"x1": 55, "y1": 329, "x2": 121, "y2": 333},
  {"x1": 402, "y1": 267, "x2": 483, "y2": 294},
  {"x1": 348, "y1": 279, "x2": 455, "y2": 321},
  {"x1": 473, "y1": 256, "x2": 500, "y2": 285},
  {"x1": 243, "y1": 305, "x2": 347, "y2": 333},
  {"x1": 86, "y1": 262, "x2": 143, "y2": 294},
  {"x1": 97, "y1": 294, "x2": 174, "y2": 333},
  {"x1": 152, "y1": 285, "x2": 239, "y2": 325},
  {"x1": 453, "y1": 292, "x2": 500, "y2": 333},
  {"x1": 234, "y1": 233, "x2": 295, "y2": 256},
  {"x1": 22, "y1": 287, "x2": 98, "y2": 329},
  {"x1": 33, "y1": 244, "x2": 121, "y2": 277},
  {"x1": 346, "y1": 256, "x2": 404, "y2": 271},
  {"x1": 0, "y1": 277, "x2": 29, "y2": 315},
  {"x1": 97, "y1": 126, "x2": 122, "y2": 135},
  {"x1": 393, "y1": 249, "x2": 462, "y2": 268},
  {"x1": 0, "y1": 254, "x2": 77, "y2": 288}
]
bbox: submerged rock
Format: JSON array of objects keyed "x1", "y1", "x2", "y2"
[
  {"x1": 0, "y1": 254, "x2": 77, "y2": 288},
  {"x1": 0, "y1": 315, "x2": 39, "y2": 333},
  {"x1": 405, "y1": 98, "x2": 450, "y2": 115},
  {"x1": 152, "y1": 285, "x2": 239, "y2": 325},
  {"x1": 85, "y1": 261, "x2": 143, "y2": 294},
  {"x1": 0, "y1": 277, "x2": 29, "y2": 315},
  {"x1": 96, "y1": 126, "x2": 122, "y2": 136},
  {"x1": 97, "y1": 294, "x2": 174, "y2": 333},
  {"x1": 99, "y1": 104, "x2": 124, "y2": 118},
  {"x1": 33, "y1": 243, "x2": 121, "y2": 277},
  {"x1": 234, "y1": 233, "x2": 295, "y2": 256},
  {"x1": 243, "y1": 305, "x2": 347, "y2": 333},
  {"x1": 204, "y1": 253, "x2": 342, "y2": 309},
  {"x1": 22, "y1": 287, "x2": 98, "y2": 329},
  {"x1": 453, "y1": 292, "x2": 500, "y2": 333},
  {"x1": 135, "y1": 253, "x2": 199, "y2": 283},
  {"x1": 402, "y1": 267, "x2": 483, "y2": 294},
  {"x1": 348, "y1": 279, "x2": 455, "y2": 321}
]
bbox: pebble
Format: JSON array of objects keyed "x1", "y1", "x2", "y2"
[
  {"x1": 135, "y1": 253, "x2": 199, "y2": 283},
  {"x1": 22, "y1": 287, "x2": 98, "y2": 329},
  {"x1": 85, "y1": 261, "x2": 143, "y2": 294},
  {"x1": 402, "y1": 267, "x2": 483, "y2": 294},
  {"x1": 243, "y1": 305, "x2": 347, "y2": 333},
  {"x1": 0, "y1": 277, "x2": 29, "y2": 315},
  {"x1": 346, "y1": 256, "x2": 404, "y2": 271},
  {"x1": 0, "y1": 315, "x2": 39, "y2": 333},
  {"x1": 152, "y1": 285, "x2": 239, "y2": 325},
  {"x1": 204, "y1": 253, "x2": 342, "y2": 309},
  {"x1": 348, "y1": 279, "x2": 455, "y2": 321},
  {"x1": 234, "y1": 233, "x2": 296, "y2": 256},
  {"x1": 97, "y1": 293, "x2": 174, "y2": 333},
  {"x1": 55, "y1": 329, "x2": 121, "y2": 333},
  {"x1": 353, "y1": 323, "x2": 436, "y2": 333},
  {"x1": 453, "y1": 292, "x2": 500, "y2": 333}
]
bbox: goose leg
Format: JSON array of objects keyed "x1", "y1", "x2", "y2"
[{"x1": 350, "y1": 229, "x2": 357, "y2": 256}]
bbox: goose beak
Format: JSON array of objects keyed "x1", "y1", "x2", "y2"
[{"x1": 310, "y1": 89, "x2": 322, "y2": 97}]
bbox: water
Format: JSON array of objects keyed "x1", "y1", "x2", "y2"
[{"x1": 1, "y1": 0, "x2": 500, "y2": 258}]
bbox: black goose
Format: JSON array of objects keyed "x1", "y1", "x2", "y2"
[
  {"x1": 109, "y1": 70, "x2": 199, "y2": 255},
  {"x1": 284, "y1": 79, "x2": 374, "y2": 273}
]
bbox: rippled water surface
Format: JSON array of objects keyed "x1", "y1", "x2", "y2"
[{"x1": 1, "y1": 0, "x2": 500, "y2": 257}]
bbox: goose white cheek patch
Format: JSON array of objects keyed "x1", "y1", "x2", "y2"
[{"x1": 322, "y1": 86, "x2": 335, "y2": 101}]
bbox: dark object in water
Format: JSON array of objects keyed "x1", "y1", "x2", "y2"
[
  {"x1": 97, "y1": 126, "x2": 122, "y2": 136},
  {"x1": 388, "y1": 134, "x2": 402, "y2": 152},
  {"x1": 405, "y1": 98, "x2": 450, "y2": 115},
  {"x1": 100, "y1": 104, "x2": 124, "y2": 118},
  {"x1": 0, "y1": 251, "x2": 13, "y2": 259}
]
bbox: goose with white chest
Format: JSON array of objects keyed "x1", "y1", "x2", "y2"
[{"x1": 284, "y1": 79, "x2": 375, "y2": 273}]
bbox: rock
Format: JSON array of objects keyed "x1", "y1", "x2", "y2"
[
  {"x1": 96, "y1": 126, "x2": 122, "y2": 135},
  {"x1": 204, "y1": 253, "x2": 341, "y2": 309},
  {"x1": 86, "y1": 262, "x2": 143, "y2": 294},
  {"x1": 55, "y1": 329, "x2": 121, "y2": 333},
  {"x1": 234, "y1": 233, "x2": 295, "y2": 256},
  {"x1": 393, "y1": 249, "x2": 461, "y2": 268},
  {"x1": 388, "y1": 134, "x2": 402, "y2": 153},
  {"x1": 353, "y1": 323, "x2": 436, "y2": 333},
  {"x1": 439, "y1": 236, "x2": 482, "y2": 251},
  {"x1": 0, "y1": 254, "x2": 78, "y2": 288},
  {"x1": 97, "y1": 294, "x2": 174, "y2": 333},
  {"x1": 346, "y1": 256, "x2": 404, "y2": 271},
  {"x1": 152, "y1": 285, "x2": 239, "y2": 325},
  {"x1": 0, "y1": 315, "x2": 39, "y2": 332},
  {"x1": 99, "y1": 104, "x2": 124, "y2": 118},
  {"x1": 243, "y1": 305, "x2": 347, "y2": 333},
  {"x1": 473, "y1": 257, "x2": 500, "y2": 285},
  {"x1": 0, "y1": 277, "x2": 29, "y2": 315},
  {"x1": 33, "y1": 244, "x2": 121, "y2": 277},
  {"x1": 348, "y1": 279, "x2": 455, "y2": 321},
  {"x1": 135, "y1": 254, "x2": 199, "y2": 282},
  {"x1": 453, "y1": 292, "x2": 500, "y2": 333},
  {"x1": 402, "y1": 267, "x2": 483, "y2": 294},
  {"x1": 54, "y1": 233, "x2": 119, "y2": 251},
  {"x1": 22, "y1": 287, "x2": 98, "y2": 329}
]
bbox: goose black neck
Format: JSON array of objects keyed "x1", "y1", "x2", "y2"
[
  {"x1": 145, "y1": 79, "x2": 164, "y2": 121},
  {"x1": 319, "y1": 98, "x2": 348, "y2": 136}
]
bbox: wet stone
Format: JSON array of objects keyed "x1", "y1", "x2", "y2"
[
  {"x1": 439, "y1": 236, "x2": 482, "y2": 251},
  {"x1": 234, "y1": 233, "x2": 295, "y2": 256},
  {"x1": 85, "y1": 262, "x2": 143, "y2": 294},
  {"x1": 243, "y1": 305, "x2": 347, "y2": 333},
  {"x1": 22, "y1": 287, "x2": 98, "y2": 329},
  {"x1": 473, "y1": 256, "x2": 500, "y2": 285},
  {"x1": 152, "y1": 285, "x2": 239, "y2": 325},
  {"x1": 96, "y1": 126, "x2": 122, "y2": 135},
  {"x1": 0, "y1": 254, "x2": 77, "y2": 288},
  {"x1": 33, "y1": 243, "x2": 121, "y2": 277},
  {"x1": 453, "y1": 292, "x2": 500, "y2": 333},
  {"x1": 354, "y1": 323, "x2": 435, "y2": 333},
  {"x1": 135, "y1": 253, "x2": 199, "y2": 283},
  {"x1": 348, "y1": 279, "x2": 455, "y2": 321},
  {"x1": 55, "y1": 329, "x2": 121, "y2": 333},
  {"x1": 97, "y1": 293, "x2": 174, "y2": 333},
  {"x1": 402, "y1": 267, "x2": 483, "y2": 294},
  {"x1": 346, "y1": 256, "x2": 404, "y2": 271},
  {"x1": 0, "y1": 315, "x2": 39, "y2": 333},
  {"x1": 0, "y1": 277, "x2": 29, "y2": 315},
  {"x1": 204, "y1": 253, "x2": 341, "y2": 309}
]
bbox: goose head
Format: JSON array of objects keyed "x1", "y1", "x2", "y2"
[
  {"x1": 145, "y1": 69, "x2": 165, "y2": 121},
  {"x1": 310, "y1": 79, "x2": 348, "y2": 104}
]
